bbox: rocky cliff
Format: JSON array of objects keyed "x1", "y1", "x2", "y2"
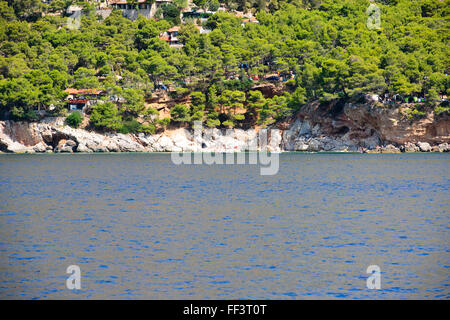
[
  {"x1": 1, "y1": 102, "x2": 449, "y2": 154},
  {"x1": 280, "y1": 101, "x2": 450, "y2": 153}
]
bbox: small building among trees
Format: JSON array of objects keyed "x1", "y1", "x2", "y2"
[
  {"x1": 160, "y1": 26, "x2": 183, "y2": 48},
  {"x1": 65, "y1": 89, "x2": 106, "y2": 112}
]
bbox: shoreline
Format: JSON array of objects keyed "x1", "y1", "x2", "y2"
[
  {"x1": 1, "y1": 151, "x2": 448, "y2": 155},
  {"x1": 1, "y1": 147, "x2": 448, "y2": 155},
  {"x1": 1, "y1": 101, "x2": 449, "y2": 154}
]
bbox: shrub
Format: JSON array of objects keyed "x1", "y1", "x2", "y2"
[
  {"x1": 434, "y1": 104, "x2": 450, "y2": 115},
  {"x1": 158, "y1": 117, "x2": 171, "y2": 128},
  {"x1": 405, "y1": 107, "x2": 426, "y2": 120},
  {"x1": 206, "y1": 118, "x2": 220, "y2": 128},
  {"x1": 169, "y1": 87, "x2": 189, "y2": 99},
  {"x1": 222, "y1": 120, "x2": 234, "y2": 128},
  {"x1": 90, "y1": 102, "x2": 122, "y2": 131},
  {"x1": 191, "y1": 110, "x2": 205, "y2": 122},
  {"x1": 170, "y1": 104, "x2": 190, "y2": 122},
  {"x1": 140, "y1": 123, "x2": 156, "y2": 134},
  {"x1": 119, "y1": 119, "x2": 141, "y2": 134},
  {"x1": 160, "y1": 3, "x2": 181, "y2": 25},
  {"x1": 66, "y1": 111, "x2": 83, "y2": 128},
  {"x1": 208, "y1": 0, "x2": 219, "y2": 11},
  {"x1": 10, "y1": 107, "x2": 38, "y2": 121},
  {"x1": 232, "y1": 114, "x2": 245, "y2": 121}
]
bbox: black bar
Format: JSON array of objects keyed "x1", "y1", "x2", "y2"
[{"x1": 1, "y1": 300, "x2": 447, "y2": 318}]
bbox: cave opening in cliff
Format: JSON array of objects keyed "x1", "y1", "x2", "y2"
[
  {"x1": 337, "y1": 126, "x2": 350, "y2": 135},
  {"x1": 0, "y1": 142, "x2": 8, "y2": 152}
]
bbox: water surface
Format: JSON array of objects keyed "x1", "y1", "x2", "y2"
[{"x1": 0, "y1": 153, "x2": 449, "y2": 299}]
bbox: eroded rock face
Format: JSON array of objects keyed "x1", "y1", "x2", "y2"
[
  {"x1": 281, "y1": 118, "x2": 365, "y2": 152},
  {"x1": 342, "y1": 104, "x2": 450, "y2": 145},
  {"x1": 438, "y1": 143, "x2": 449, "y2": 152},
  {"x1": 0, "y1": 100, "x2": 449, "y2": 154},
  {"x1": 55, "y1": 139, "x2": 76, "y2": 153},
  {"x1": 0, "y1": 121, "x2": 42, "y2": 153},
  {"x1": 279, "y1": 101, "x2": 449, "y2": 153}
]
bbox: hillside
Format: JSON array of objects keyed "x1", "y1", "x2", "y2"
[{"x1": 0, "y1": 0, "x2": 449, "y2": 137}]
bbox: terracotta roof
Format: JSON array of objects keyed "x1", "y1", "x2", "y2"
[
  {"x1": 109, "y1": 0, "x2": 148, "y2": 4},
  {"x1": 65, "y1": 88, "x2": 103, "y2": 95},
  {"x1": 242, "y1": 16, "x2": 258, "y2": 23},
  {"x1": 159, "y1": 36, "x2": 170, "y2": 41},
  {"x1": 167, "y1": 26, "x2": 181, "y2": 32},
  {"x1": 65, "y1": 88, "x2": 79, "y2": 95},
  {"x1": 68, "y1": 99, "x2": 88, "y2": 104}
]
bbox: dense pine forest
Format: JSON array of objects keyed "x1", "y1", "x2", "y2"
[{"x1": 0, "y1": 0, "x2": 448, "y2": 133}]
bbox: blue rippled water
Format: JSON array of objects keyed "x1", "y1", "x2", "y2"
[{"x1": 0, "y1": 153, "x2": 449, "y2": 299}]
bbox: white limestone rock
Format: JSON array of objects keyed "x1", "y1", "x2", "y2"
[{"x1": 417, "y1": 141, "x2": 431, "y2": 152}]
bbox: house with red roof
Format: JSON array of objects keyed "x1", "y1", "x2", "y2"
[
  {"x1": 65, "y1": 88, "x2": 106, "y2": 112},
  {"x1": 107, "y1": 0, "x2": 172, "y2": 19},
  {"x1": 159, "y1": 26, "x2": 183, "y2": 48}
]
